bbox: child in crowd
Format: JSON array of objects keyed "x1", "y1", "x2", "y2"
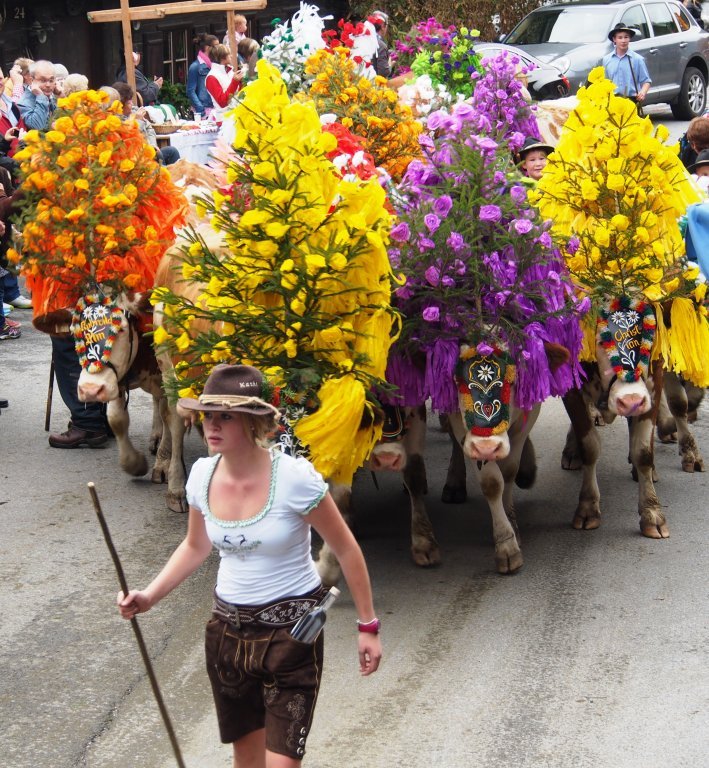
[
  {"x1": 516, "y1": 136, "x2": 554, "y2": 182},
  {"x1": 680, "y1": 114, "x2": 709, "y2": 169},
  {"x1": 688, "y1": 149, "x2": 709, "y2": 194}
]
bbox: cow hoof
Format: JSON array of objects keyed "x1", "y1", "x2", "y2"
[
  {"x1": 572, "y1": 513, "x2": 601, "y2": 530},
  {"x1": 658, "y1": 432, "x2": 677, "y2": 444},
  {"x1": 166, "y1": 492, "x2": 188, "y2": 514},
  {"x1": 121, "y1": 453, "x2": 148, "y2": 477},
  {"x1": 151, "y1": 467, "x2": 167, "y2": 484},
  {"x1": 561, "y1": 449, "x2": 582, "y2": 471},
  {"x1": 411, "y1": 542, "x2": 441, "y2": 567},
  {"x1": 681, "y1": 457, "x2": 697, "y2": 473},
  {"x1": 441, "y1": 484, "x2": 467, "y2": 503},
  {"x1": 640, "y1": 521, "x2": 670, "y2": 539},
  {"x1": 495, "y1": 551, "x2": 523, "y2": 574}
]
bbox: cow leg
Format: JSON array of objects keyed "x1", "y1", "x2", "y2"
[
  {"x1": 165, "y1": 407, "x2": 188, "y2": 513},
  {"x1": 563, "y1": 388, "x2": 602, "y2": 530},
  {"x1": 404, "y1": 454, "x2": 440, "y2": 566},
  {"x1": 686, "y1": 383, "x2": 704, "y2": 423},
  {"x1": 664, "y1": 373, "x2": 704, "y2": 472},
  {"x1": 447, "y1": 412, "x2": 524, "y2": 573},
  {"x1": 151, "y1": 394, "x2": 173, "y2": 484},
  {"x1": 148, "y1": 393, "x2": 163, "y2": 455},
  {"x1": 107, "y1": 395, "x2": 148, "y2": 477},
  {"x1": 656, "y1": 387, "x2": 677, "y2": 443},
  {"x1": 561, "y1": 425, "x2": 583, "y2": 470},
  {"x1": 442, "y1": 423, "x2": 467, "y2": 503},
  {"x1": 629, "y1": 413, "x2": 669, "y2": 538},
  {"x1": 476, "y1": 460, "x2": 523, "y2": 574},
  {"x1": 315, "y1": 482, "x2": 351, "y2": 587}
]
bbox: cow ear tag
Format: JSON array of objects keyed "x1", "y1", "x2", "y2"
[
  {"x1": 71, "y1": 293, "x2": 124, "y2": 373},
  {"x1": 455, "y1": 348, "x2": 516, "y2": 436},
  {"x1": 598, "y1": 296, "x2": 656, "y2": 382}
]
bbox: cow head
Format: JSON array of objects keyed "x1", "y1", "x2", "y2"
[
  {"x1": 73, "y1": 292, "x2": 143, "y2": 403},
  {"x1": 455, "y1": 345, "x2": 517, "y2": 461},
  {"x1": 369, "y1": 404, "x2": 410, "y2": 471},
  {"x1": 595, "y1": 296, "x2": 656, "y2": 418}
]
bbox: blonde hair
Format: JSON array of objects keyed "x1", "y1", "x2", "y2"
[
  {"x1": 244, "y1": 412, "x2": 280, "y2": 444},
  {"x1": 62, "y1": 73, "x2": 89, "y2": 96},
  {"x1": 14, "y1": 57, "x2": 33, "y2": 76},
  {"x1": 210, "y1": 43, "x2": 231, "y2": 63}
]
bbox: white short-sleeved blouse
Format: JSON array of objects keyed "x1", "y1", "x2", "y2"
[{"x1": 186, "y1": 450, "x2": 327, "y2": 605}]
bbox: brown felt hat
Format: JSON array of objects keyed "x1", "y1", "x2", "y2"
[{"x1": 177, "y1": 364, "x2": 278, "y2": 415}]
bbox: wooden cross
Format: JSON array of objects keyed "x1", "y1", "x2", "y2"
[{"x1": 87, "y1": 0, "x2": 268, "y2": 93}]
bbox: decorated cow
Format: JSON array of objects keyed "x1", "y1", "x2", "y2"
[{"x1": 530, "y1": 68, "x2": 709, "y2": 538}]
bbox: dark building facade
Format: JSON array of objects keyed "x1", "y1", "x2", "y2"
[{"x1": 0, "y1": 0, "x2": 347, "y2": 89}]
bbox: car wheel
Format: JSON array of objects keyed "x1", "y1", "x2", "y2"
[{"x1": 670, "y1": 67, "x2": 707, "y2": 120}]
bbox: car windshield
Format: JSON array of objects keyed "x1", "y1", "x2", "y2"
[{"x1": 506, "y1": 7, "x2": 618, "y2": 44}]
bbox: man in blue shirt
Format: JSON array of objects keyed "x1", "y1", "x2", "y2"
[
  {"x1": 17, "y1": 60, "x2": 57, "y2": 130},
  {"x1": 602, "y1": 23, "x2": 651, "y2": 107}
]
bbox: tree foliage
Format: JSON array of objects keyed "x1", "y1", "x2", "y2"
[{"x1": 348, "y1": 0, "x2": 539, "y2": 42}]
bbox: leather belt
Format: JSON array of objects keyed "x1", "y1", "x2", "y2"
[{"x1": 212, "y1": 586, "x2": 328, "y2": 629}]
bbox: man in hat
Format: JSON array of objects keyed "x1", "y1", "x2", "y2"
[
  {"x1": 516, "y1": 136, "x2": 554, "y2": 182},
  {"x1": 602, "y1": 23, "x2": 651, "y2": 106}
]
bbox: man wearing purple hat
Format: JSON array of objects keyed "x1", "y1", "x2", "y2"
[{"x1": 602, "y1": 23, "x2": 651, "y2": 109}]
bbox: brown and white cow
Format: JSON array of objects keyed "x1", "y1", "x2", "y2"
[
  {"x1": 316, "y1": 404, "x2": 441, "y2": 585},
  {"x1": 75, "y1": 161, "x2": 220, "y2": 511},
  {"x1": 317, "y1": 341, "x2": 570, "y2": 582},
  {"x1": 74, "y1": 292, "x2": 169, "y2": 482},
  {"x1": 561, "y1": 299, "x2": 673, "y2": 538}
]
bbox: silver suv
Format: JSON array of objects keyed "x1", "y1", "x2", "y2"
[{"x1": 503, "y1": 0, "x2": 709, "y2": 118}]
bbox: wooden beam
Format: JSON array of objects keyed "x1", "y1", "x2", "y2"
[
  {"x1": 88, "y1": 0, "x2": 266, "y2": 24},
  {"x1": 120, "y1": 0, "x2": 136, "y2": 93}
]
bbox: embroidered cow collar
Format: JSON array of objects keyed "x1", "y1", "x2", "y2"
[
  {"x1": 71, "y1": 293, "x2": 125, "y2": 373},
  {"x1": 455, "y1": 346, "x2": 516, "y2": 436},
  {"x1": 597, "y1": 295, "x2": 655, "y2": 382}
]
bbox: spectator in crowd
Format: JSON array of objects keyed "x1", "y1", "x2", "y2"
[
  {"x1": 205, "y1": 44, "x2": 243, "y2": 124},
  {"x1": 6, "y1": 57, "x2": 33, "y2": 101},
  {"x1": 516, "y1": 137, "x2": 554, "y2": 182},
  {"x1": 54, "y1": 63, "x2": 69, "y2": 96},
  {"x1": 116, "y1": 51, "x2": 163, "y2": 106},
  {"x1": 62, "y1": 73, "x2": 89, "y2": 97},
  {"x1": 18, "y1": 60, "x2": 57, "y2": 130},
  {"x1": 680, "y1": 114, "x2": 709, "y2": 169},
  {"x1": 0, "y1": 69, "x2": 24, "y2": 184},
  {"x1": 0, "y1": 187, "x2": 22, "y2": 340},
  {"x1": 112, "y1": 81, "x2": 180, "y2": 165},
  {"x1": 0, "y1": 164, "x2": 29, "y2": 317},
  {"x1": 187, "y1": 32, "x2": 219, "y2": 118},
  {"x1": 370, "y1": 10, "x2": 392, "y2": 79},
  {"x1": 602, "y1": 24, "x2": 651, "y2": 110},
  {"x1": 222, "y1": 13, "x2": 248, "y2": 46},
  {"x1": 237, "y1": 37, "x2": 260, "y2": 80}
]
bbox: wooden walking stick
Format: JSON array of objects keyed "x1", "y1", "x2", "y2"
[
  {"x1": 88, "y1": 482, "x2": 187, "y2": 768},
  {"x1": 45, "y1": 359, "x2": 55, "y2": 432}
]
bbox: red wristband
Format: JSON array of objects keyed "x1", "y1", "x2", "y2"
[{"x1": 356, "y1": 618, "x2": 381, "y2": 634}]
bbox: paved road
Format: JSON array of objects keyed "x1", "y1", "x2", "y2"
[{"x1": 1, "y1": 108, "x2": 707, "y2": 768}]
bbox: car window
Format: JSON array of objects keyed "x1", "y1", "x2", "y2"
[
  {"x1": 645, "y1": 2, "x2": 680, "y2": 35},
  {"x1": 673, "y1": 4, "x2": 692, "y2": 31},
  {"x1": 620, "y1": 6, "x2": 651, "y2": 38},
  {"x1": 506, "y1": 7, "x2": 617, "y2": 44}
]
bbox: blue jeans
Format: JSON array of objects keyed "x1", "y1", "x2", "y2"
[
  {"x1": 50, "y1": 335, "x2": 107, "y2": 432},
  {"x1": 2, "y1": 270, "x2": 20, "y2": 303}
]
